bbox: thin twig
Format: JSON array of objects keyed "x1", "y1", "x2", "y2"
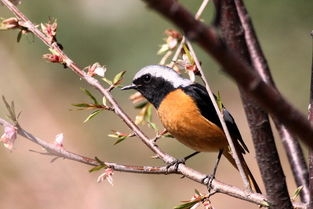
[
  {"x1": 186, "y1": 39, "x2": 251, "y2": 190},
  {"x1": 0, "y1": 117, "x2": 295, "y2": 208},
  {"x1": 0, "y1": 118, "x2": 174, "y2": 174},
  {"x1": 169, "y1": 0, "x2": 210, "y2": 67}
]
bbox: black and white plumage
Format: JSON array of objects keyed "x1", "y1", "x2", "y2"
[{"x1": 122, "y1": 65, "x2": 260, "y2": 193}]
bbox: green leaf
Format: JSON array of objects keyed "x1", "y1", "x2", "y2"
[
  {"x1": 157, "y1": 44, "x2": 169, "y2": 55},
  {"x1": 102, "y1": 97, "x2": 107, "y2": 106},
  {"x1": 17, "y1": 30, "x2": 22, "y2": 42},
  {"x1": 89, "y1": 164, "x2": 106, "y2": 173},
  {"x1": 113, "y1": 71, "x2": 126, "y2": 85},
  {"x1": 48, "y1": 48, "x2": 60, "y2": 55},
  {"x1": 292, "y1": 185, "x2": 303, "y2": 200},
  {"x1": 72, "y1": 103, "x2": 93, "y2": 108},
  {"x1": 148, "y1": 122, "x2": 158, "y2": 132},
  {"x1": 260, "y1": 200, "x2": 270, "y2": 207},
  {"x1": 108, "y1": 134, "x2": 119, "y2": 138},
  {"x1": 95, "y1": 156, "x2": 104, "y2": 164},
  {"x1": 102, "y1": 77, "x2": 113, "y2": 85},
  {"x1": 145, "y1": 103, "x2": 153, "y2": 122},
  {"x1": 163, "y1": 133, "x2": 174, "y2": 138},
  {"x1": 174, "y1": 200, "x2": 200, "y2": 209},
  {"x1": 183, "y1": 44, "x2": 194, "y2": 65},
  {"x1": 194, "y1": 189, "x2": 200, "y2": 196},
  {"x1": 80, "y1": 88, "x2": 98, "y2": 105},
  {"x1": 83, "y1": 109, "x2": 102, "y2": 123},
  {"x1": 135, "y1": 101, "x2": 148, "y2": 109},
  {"x1": 216, "y1": 91, "x2": 223, "y2": 111},
  {"x1": 113, "y1": 135, "x2": 128, "y2": 145}
]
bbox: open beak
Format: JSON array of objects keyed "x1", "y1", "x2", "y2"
[{"x1": 121, "y1": 84, "x2": 137, "y2": 90}]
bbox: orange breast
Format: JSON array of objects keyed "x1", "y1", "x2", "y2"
[{"x1": 158, "y1": 89, "x2": 228, "y2": 152}]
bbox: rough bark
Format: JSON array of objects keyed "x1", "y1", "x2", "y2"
[{"x1": 213, "y1": 1, "x2": 293, "y2": 208}]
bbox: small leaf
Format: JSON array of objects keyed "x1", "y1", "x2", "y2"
[
  {"x1": 148, "y1": 122, "x2": 158, "y2": 131},
  {"x1": 95, "y1": 156, "x2": 105, "y2": 165},
  {"x1": 72, "y1": 103, "x2": 93, "y2": 108},
  {"x1": 292, "y1": 185, "x2": 303, "y2": 201},
  {"x1": 48, "y1": 48, "x2": 60, "y2": 56},
  {"x1": 157, "y1": 44, "x2": 169, "y2": 55},
  {"x1": 174, "y1": 200, "x2": 200, "y2": 209},
  {"x1": 89, "y1": 164, "x2": 106, "y2": 173},
  {"x1": 108, "y1": 134, "x2": 119, "y2": 138},
  {"x1": 102, "y1": 97, "x2": 107, "y2": 106},
  {"x1": 260, "y1": 200, "x2": 270, "y2": 207},
  {"x1": 145, "y1": 103, "x2": 153, "y2": 122},
  {"x1": 113, "y1": 71, "x2": 126, "y2": 85},
  {"x1": 83, "y1": 109, "x2": 102, "y2": 123},
  {"x1": 194, "y1": 189, "x2": 200, "y2": 196},
  {"x1": 216, "y1": 91, "x2": 223, "y2": 111},
  {"x1": 163, "y1": 133, "x2": 174, "y2": 138},
  {"x1": 113, "y1": 135, "x2": 128, "y2": 145},
  {"x1": 80, "y1": 88, "x2": 98, "y2": 105},
  {"x1": 183, "y1": 44, "x2": 194, "y2": 65},
  {"x1": 135, "y1": 101, "x2": 148, "y2": 109},
  {"x1": 102, "y1": 77, "x2": 113, "y2": 85},
  {"x1": 17, "y1": 30, "x2": 22, "y2": 42}
]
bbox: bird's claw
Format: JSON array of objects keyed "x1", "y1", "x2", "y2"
[
  {"x1": 166, "y1": 158, "x2": 186, "y2": 173},
  {"x1": 202, "y1": 174, "x2": 215, "y2": 191}
]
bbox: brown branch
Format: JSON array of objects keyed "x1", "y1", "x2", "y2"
[
  {"x1": 308, "y1": 30, "x2": 313, "y2": 209},
  {"x1": 0, "y1": 0, "x2": 290, "y2": 207},
  {"x1": 142, "y1": 0, "x2": 313, "y2": 153},
  {"x1": 234, "y1": 0, "x2": 309, "y2": 203},
  {"x1": 0, "y1": 117, "x2": 289, "y2": 208},
  {"x1": 214, "y1": 0, "x2": 292, "y2": 208},
  {"x1": 0, "y1": 118, "x2": 174, "y2": 174}
]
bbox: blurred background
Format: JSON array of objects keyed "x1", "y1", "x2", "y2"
[{"x1": 0, "y1": 0, "x2": 312, "y2": 208}]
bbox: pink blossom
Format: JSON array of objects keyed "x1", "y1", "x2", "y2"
[
  {"x1": 54, "y1": 133, "x2": 64, "y2": 148},
  {"x1": 86, "y1": 62, "x2": 106, "y2": 77},
  {"x1": 97, "y1": 168, "x2": 114, "y2": 186},
  {"x1": 0, "y1": 125, "x2": 17, "y2": 151}
]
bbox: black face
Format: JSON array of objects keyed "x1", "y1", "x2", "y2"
[{"x1": 133, "y1": 74, "x2": 175, "y2": 109}]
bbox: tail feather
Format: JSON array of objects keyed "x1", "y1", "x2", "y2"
[{"x1": 223, "y1": 150, "x2": 261, "y2": 194}]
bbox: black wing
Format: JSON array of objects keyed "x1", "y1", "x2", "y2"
[{"x1": 182, "y1": 83, "x2": 249, "y2": 154}]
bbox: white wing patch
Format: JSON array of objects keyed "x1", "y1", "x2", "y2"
[{"x1": 134, "y1": 65, "x2": 192, "y2": 88}]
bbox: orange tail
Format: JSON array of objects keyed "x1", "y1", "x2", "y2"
[{"x1": 223, "y1": 150, "x2": 261, "y2": 194}]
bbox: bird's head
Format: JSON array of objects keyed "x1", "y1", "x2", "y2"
[{"x1": 122, "y1": 65, "x2": 192, "y2": 108}]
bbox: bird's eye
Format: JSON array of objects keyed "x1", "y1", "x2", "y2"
[{"x1": 143, "y1": 74, "x2": 151, "y2": 83}]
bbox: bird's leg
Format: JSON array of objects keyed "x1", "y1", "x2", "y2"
[
  {"x1": 183, "y1": 151, "x2": 200, "y2": 161},
  {"x1": 202, "y1": 149, "x2": 223, "y2": 190},
  {"x1": 166, "y1": 151, "x2": 200, "y2": 173}
]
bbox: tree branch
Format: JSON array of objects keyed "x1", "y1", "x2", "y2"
[
  {"x1": 142, "y1": 0, "x2": 313, "y2": 149},
  {"x1": 0, "y1": 0, "x2": 283, "y2": 206},
  {"x1": 0, "y1": 118, "x2": 175, "y2": 174},
  {"x1": 308, "y1": 30, "x2": 313, "y2": 209},
  {"x1": 1, "y1": 117, "x2": 293, "y2": 208},
  {"x1": 0, "y1": 0, "x2": 309, "y2": 207},
  {"x1": 214, "y1": 0, "x2": 292, "y2": 208},
  {"x1": 234, "y1": 0, "x2": 309, "y2": 203}
]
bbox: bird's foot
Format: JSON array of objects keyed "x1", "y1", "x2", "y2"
[
  {"x1": 202, "y1": 174, "x2": 215, "y2": 191},
  {"x1": 166, "y1": 158, "x2": 186, "y2": 173}
]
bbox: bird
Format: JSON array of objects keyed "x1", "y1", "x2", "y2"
[{"x1": 122, "y1": 65, "x2": 260, "y2": 193}]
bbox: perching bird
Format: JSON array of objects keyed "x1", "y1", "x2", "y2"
[{"x1": 122, "y1": 65, "x2": 260, "y2": 193}]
